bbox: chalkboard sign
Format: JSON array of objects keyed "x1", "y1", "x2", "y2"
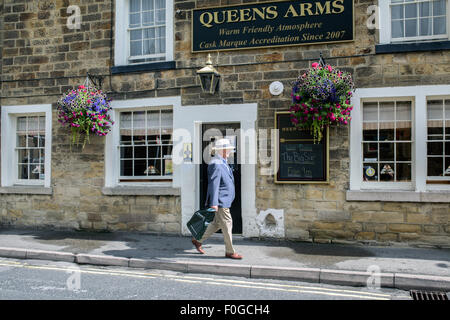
[{"x1": 275, "y1": 112, "x2": 329, "y2": 183}]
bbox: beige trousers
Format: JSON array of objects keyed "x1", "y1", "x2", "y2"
[{"x1": 199, "y1": 207, "x2": 235, "y2": 254}]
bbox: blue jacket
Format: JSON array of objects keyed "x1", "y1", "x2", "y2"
[{"x1": 205, "y1": 155, "x2": 235, "y2": 208}]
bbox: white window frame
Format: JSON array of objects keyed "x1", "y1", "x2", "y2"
[
  {"x1": 115, "y1": 0, "x2": 174, "y2": 66},
  {"x1": 350, "y1": 85, "x2": 450, "y2": 194},
  {"x1": 104, "y1": 96, "x2": 181, "y2": 188},
  {"x1": 379, "y1": 0, "x2": 450, "y2": 44},
  {"x1": 1, "y1": 104, "x2": 52, "y2": 188}
]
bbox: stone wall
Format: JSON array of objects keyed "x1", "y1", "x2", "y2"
[{"x1": 0, "y1": 0, "x2": 449, "y2": 245}]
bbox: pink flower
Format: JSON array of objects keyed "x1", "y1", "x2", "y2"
[
  {"x1": 327, "y1": 65, "x2": 332, "y2": 72},
  {"x1": 312, "y1": 62, "x2": 319, "y2": 69},
  {"x1": 291, "y1": 117, "x2": 299, "y2": 124}
]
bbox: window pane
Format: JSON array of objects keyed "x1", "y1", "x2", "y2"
[
  {"x1": 130, "y1": 0, "x2": 140, "y2": 13},
  {"x1": 30, "y1": 164, "x2": 41, "y2": 180},
  {"x1": 444, "y1": 100, "x2": 450, "y2": 119},
  {"x1": 18, "y1": 149, "x2": 29, "y2": 164},
  {"x1": 445, "y1": 157, "x2": 450, "y2": 176},
  {"x1": 144, "y1": 28, "x2": 155, "y2": 39},
  {"x1": 130, "y1": 30, "x2": 142, "y2": 41},
  {"x1": 433, "y1": 16, "x2": 446, "y2": 35},
  {"x1": 428, "y1": 142, "x2": 443, "y2": 155},
  {"x1": 392, "y1": 5, "x2": 404, "y2": 19},
  {"x1": 129, "y1": 13, "x2": 141, "y2": 27},
  {"x1": 419, "y1": 1, "x2": 431, "y2": 17},
  {"x1": 428, "y1": 157, "x2": 443, "y2": 176},
  {"x1": 17, "y1": 135, "x2": 26, "y2": 147},
  {"x1": 38, "y1": 135, "x2": 45, "y2": 148},
  {"x1": 134, "y1": 160, "x2": 147, "y2": 176},
  {"x1": 363, "y1": 102, "x2": 378, "y2": 121},
  {"x1": 397, "y1": 126, "x2": 411, "y2": 140},
  {"x1": 28, "y1": 116, "x2": 39, "y2": 134},
  {"x1": 147, "y1": 146, "x2": 159, "y2": 158},
  {"x1": 420, "y1": 18, "x2": 432, "y2": 36},
  {"x1": 396, "y1": 163, "x2": 411, "y2": 181},
  {"x1": 134, "y1": 146, "x2": 147, "y2": 158},
  {"x1": 142, "y1": 0, "x2": 154, "y2": 11},
  {"x1": 380, "y1": 143, "x2": 394, "y2": 160},
  {"x1": 446, "y1": 142, "x2": 450, "y2": 156},
  {"x1": 379, "y1": 127, "x2": 394, "y2": 141},
  {"x1": 120, "y1": 160, "x2": 133, "y2": 176},
  {"x1": 405, "y1": 3, "x2": 417, "y2": 18},
  {"x1": 155, "y1": 0, "x2": 165, "y2": 10},
  {"x1": 379, "y1": 102, "x2": 395, "y2": 121},
  {"x1": 363, "y1": 128, "x2": 378, "y2": 141},
  {"x1": 130, "y1": 40, "x2": 142, "y2": 56},
  {"x1": 433, "y1": 0, "x2": 446, "y2": 15},
  {"x1": 428, "y1": 125, "x2": 443, "y2": 140},
  {"x1": 363, "y1": 143, "x2": 378, "y2": 161},
  {"x1": 380, "y1": 163, "x2": 395, "y2": 181},
  {"x1": 120, "y1": 146, "x2": 133, "y2": 159},
  {"x1": 30, "y1": 149, "x2": 40, "y2": 163},
  {"x1": 363, "y1": 163, "x2": 378, "y2": 181},
  {"x1": 405, "y1": 19, "x2": 418, "y2": 37},
  {"x1": 143, "y1": 11, "x2": 154, "y2": 26},
  {"x1": 397, "y1": 143, "x2": 411, "y2": 161},
  {"x1": 18, "y1": 164, "x2": 28, "y2": 180},
  {"x1": 392, "y1": 20, "x2": 404, "y2": 38},
  {"x1": 146, "y1": 158, "x2": 162, "y2": 176},
  {"x1": 27, "y1": 135, "x2": 37, "y2": 148},
  {"x1": 396, "y1": 101, "x2": 411, "y2": 120},
  {"x1": 428, "y1": 100, "x2": 443, "y2": 119}
]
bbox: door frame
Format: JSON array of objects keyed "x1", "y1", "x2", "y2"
[
  {"x1": 173, "y1": 103, "x2": 258, "y2": 237},
  {"x1": 200, "y1": 122, "x2": 242, "y2": 234}
]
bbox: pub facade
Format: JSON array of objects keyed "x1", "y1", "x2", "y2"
[{"x1": 0, "y1": 0, "x2": 449, "y2": 246}]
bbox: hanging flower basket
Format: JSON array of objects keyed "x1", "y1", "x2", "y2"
[
  {"x1": 57, "y1": 78, "x2": 114, "y2": 149},
  {"x1": 290, "y1": 62, "x2": 354, "y2": 142}
]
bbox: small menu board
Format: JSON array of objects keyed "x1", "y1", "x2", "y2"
[{"x1": 275, "y1": 112, "x2": 329, "y2": 184}]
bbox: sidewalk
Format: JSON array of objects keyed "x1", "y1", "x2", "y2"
[{"x1": 0, "y1": 228, "x2": 449, "y2": 291}]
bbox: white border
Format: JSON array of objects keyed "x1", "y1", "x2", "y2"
[
  {"x1": 174, "y1": 103, "x2": 258, "y2": 237},
  {"x1": 351, "y1": 85, "x2": 450, "y2": 193},
  {"x1": 114, "y1": 0, "x2": 174, "y2": 66},
  {"x1": 1, "y1": 104, "x2": 53, "y2": 188},
  {"x1": 105, "y1": 96, "x2": 181, "y2": 188}
]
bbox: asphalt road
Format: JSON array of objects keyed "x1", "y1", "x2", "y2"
[{"x1": 0, "y1": 257, "x2": 412, "y2": 301}]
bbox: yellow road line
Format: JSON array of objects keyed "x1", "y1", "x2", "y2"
[{"x1": 0, "y1": 260, "x2": 394, "y2": 300}]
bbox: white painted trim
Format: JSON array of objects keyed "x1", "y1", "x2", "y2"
[
  {"x1": 114, "y1": 0, "x2": 174, "y2": 66},
  {"x1": 379, "y1": 0, "x2": 450, "y2": 44},
  {"x1": 378, "y1": 0, "x2": 390, "y2": 44},
  {"x1": 174, "y1": 103, "x2": 258, "y2": 237},
  {"x1": 1, "y1": 104, "x2": 52, "y2": 188},
  {"x1": 105, "y1": 96, "x2": 181, "y2": 188},
  {"x1": 350, "y1": 85, "x2": 450, "y2": 193}
]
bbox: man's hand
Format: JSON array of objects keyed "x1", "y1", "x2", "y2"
[{"x1": 210, "y1": 206, "x2": 218, "y2": 212}]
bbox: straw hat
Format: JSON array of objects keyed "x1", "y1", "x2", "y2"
[{"x1": 212, "y1": 138, "x2": 235, "y2": 150}]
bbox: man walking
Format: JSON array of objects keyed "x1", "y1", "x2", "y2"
[{"x1": 192, "y1": 138, "x2": 243, "y2": 259}]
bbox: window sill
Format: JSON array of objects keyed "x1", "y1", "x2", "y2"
[
  {"x1": 346, "y1": 190, "x2": 450, "y2": 203},
  {"x1": 375, "y1": 40, "x2": 450, "y2": 54},
  {"x1": 111, "y1": 61, "x2": 176, "y2": 75},
  {"x1": 102, "y1": 186, "x2": 180, "y2": 196},
  {"x1": 0, "y1": 186, "x2": 52, "y2": 195}
]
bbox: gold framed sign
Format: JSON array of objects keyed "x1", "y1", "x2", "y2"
[
  {"x1": 192, "y1": 0, "x2": 355, "y2": 52},
  {"x1": 274, "y1": 112, "x2": 329, "y2": 184}
]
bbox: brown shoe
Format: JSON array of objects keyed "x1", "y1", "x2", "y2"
[
  {"x1": 192, "y1": 238, "x2": 205, "y2": 254},
  {"x1": 225, "y1": 252, "x2": 243, "y2": 259}
]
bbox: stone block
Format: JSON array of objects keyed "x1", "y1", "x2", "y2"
[
  {"x1": 76, "y1": 254, "x2": 129, "y2": 267},
  {"x1": 0, "y1": 247, "x2": 27, "y2": 259},
  {"x1": 394, "y1": 273, "x2": 450, "y2": 291},
  {"x1": 320, "y1": 269, "x2": 395, "y2": 288},
  {"x1": 26, "y1": 249, "x2": 75, "y2": 263},
  {"x1": 251, "y1": 266, "x2": 320, "y2": 283},
  {"x1": 388, "y1": 224, "x2": 421, "y2": 233},
  {"x1": 129, "y1": 258, "x2": 188, "y2": 272},
  {"x1": 188, "y1": 261, "x2": 251, "y2": 277}
]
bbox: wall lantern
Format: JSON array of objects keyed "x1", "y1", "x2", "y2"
[{"x1": 197, "y1": 54, "x2": 220, "y2": 94}]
